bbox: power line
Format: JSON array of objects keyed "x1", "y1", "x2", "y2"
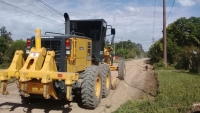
[
  {"x1": 0, "y1": 13, "x2": 25, "y2": 18},
  {"x1": 167, "y1": 0, "x2": 175, "y2": 21},
  {"x1": 36, "y1": 0, "x2": 64, "y2": 21},
  {"x1": 38, "y1": 0, "x2": 62, "y2": 15},
  {"x1": 152, "y1": 0, "x2": 157, "y2": 43},
  {"x1": 0, "y1": 0, "x2": 62, "y2": 24},
  {"x1": 21, "y1": 0, "x2": 63, "y2": 22}
]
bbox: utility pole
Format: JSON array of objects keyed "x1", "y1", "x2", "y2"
[
  {"x1": 114, "y1": 42, "x2": 115, "y2": 56},
  {"x1": 121, "y1": 37, "x2": 123, "y2": 50},
  {"x1": 163, "y1": 0, "x2": 167, "y2": 67}
]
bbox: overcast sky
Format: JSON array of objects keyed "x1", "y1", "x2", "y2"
[{"x1": 0, "y1": 0, "x2": 199, "y2": 51}]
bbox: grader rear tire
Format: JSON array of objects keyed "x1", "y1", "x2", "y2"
[
  {"x1": 81, "y1": 65, "x2": 103, "y2": 109},
  {"x1": 99, "y1": 64, "x2": 111, "y2": 98},
  {"x1": 118, "y1": 60, "x2": 126, "y2": 80}
]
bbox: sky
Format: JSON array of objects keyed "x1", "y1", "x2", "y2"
[{"x1": 0, "y1": 0, "x2": 199, "y2": 51}]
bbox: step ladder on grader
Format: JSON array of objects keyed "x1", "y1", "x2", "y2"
[{"x1": 0, "y1": 12, "x2": 126, "y2": 109}]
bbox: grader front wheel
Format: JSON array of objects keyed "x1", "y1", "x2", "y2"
[
  {"x1": 81, "y1": 65, "x2": 103, "y2": 109},
  {"x1": 118, "y1": 60, "x2": 126, "y2": 80}
]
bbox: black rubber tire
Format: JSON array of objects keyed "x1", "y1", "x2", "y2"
[
  {"x1": 118, "y1": 60, "x2": 126, "y2": 80},
  {"x1": 99, "y1": 64, "x2": 111, "y2": 98},
  {"x1": 81, "y1": 65, "x2": 103, "y2": 109}
]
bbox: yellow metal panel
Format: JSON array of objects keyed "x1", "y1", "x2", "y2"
[
  {"x1": 27, "y1": 82, "x2": 43, "y2": 94},
  {"x1": 0, "y1": 50, "x2": 24, "y2": 80},
  {"x1": 67, "y1": 37, "x2": 92, "y2": 72},
  {"x1": 87, "y1": 40, "x2": 92, "y2": 66},
  {"x1": 35, "y1": 29, "x2": 41, "y2": 49},
  {"x1": 26, "y1": 82, "x2": 58, "y2": 99},
  {"x1": 20, "y1": 47, "x2": 46, "y2": 73},
  {"x1": 110, "y1": 66, "x2": 118, "y2": 71}
]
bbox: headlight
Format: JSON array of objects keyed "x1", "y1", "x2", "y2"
[{"x1": 66, "y1": 50, "x2": 70, "y2": 55}]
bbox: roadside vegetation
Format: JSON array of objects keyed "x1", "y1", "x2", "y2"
[
  {"x1": 148, "y1": 16, "x2": 200, "y2": 72},
  {"x1": 114, "y1": 16, "x2": 200, "y2": 113},
  {"x1": 113, "y1": 69, "x2": 200, "y2": 113},
  {"x1": 0, "y1": 26, "x2": 26, "y2": 69},
  {"x1": 105, "y1": 39, "x2": 146, "y2": 59}
]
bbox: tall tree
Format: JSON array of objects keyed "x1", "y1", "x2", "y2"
[
  {"x1": 105, "y1": 39, "x2": 110, "y2": 48},
  {"x1": 148, "y1": 16, "x2": 200, "y2": 67},
  {"x1": 4, "y1": 39, "x2": 26, "y2": 61},
  {"x1": 167, "y1": 17, "x2": 200, "y2": 47},
  {"x1": 0, "y1": 37, "x2": 9, "y2": 64},
  {"x1": 114, "y1": 40, "x2": 144, "y2": 58},
  {"x1": 0, "y1": 26, "x2": 13, "y2": 43}
]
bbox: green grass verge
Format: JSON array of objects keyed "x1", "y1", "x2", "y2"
[{"x1": 113, "y1": 70, "x2": 200, "y2": 113}]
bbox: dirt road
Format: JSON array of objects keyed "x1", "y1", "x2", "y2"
[{"x1": 0, "y1": 58, "x2": 156, "y2": 113}]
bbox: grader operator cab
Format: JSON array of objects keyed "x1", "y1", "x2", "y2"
[{"x1": 0, "y1": 13, "x2": 125, "y2": 109}]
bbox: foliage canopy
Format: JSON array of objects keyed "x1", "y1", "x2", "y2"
[{"x1": 148, "y1": 16, "x2": 200, "y2": 71}]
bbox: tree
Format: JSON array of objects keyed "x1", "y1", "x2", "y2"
[
  {"x1": 116, "y1": 49, "x2": 129, "y2": 58},
  {"x1": 0, "y1": 37, "x2": 8, "y2": 54},
  {"x1": 148, "y1": 38, "x2": 180, "y2": 64},
  {"x1": 0, "y1": 36, "x2": 9, "y2": 64},
  {"x1": 167, "y1": 17, "x2": 200, "y2": 47},
  {"x1": 5, "y1": 39, "x2": 26, "y2": 61},
  {"x1": 148, "y1": 16, "x2": 200, "y2": 69},
  {"x1": 148, "y1": 40, "x2": 163, "y2": 62},
  {"x1": 0, "y1": 26, "x2": 13, "y2": 43},
  {"x1": 114, "y1": 40, "x2": 144, "y2": 59},
  {"x1": 137, "y1": 43, "x2": 144, "y2": 52},
  {"x1": 105, "y1": 39, "x2": 110, "y2": 48}
]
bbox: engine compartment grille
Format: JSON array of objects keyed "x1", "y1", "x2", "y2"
[{"x1": 33, "y1": 40, "x2": 61, "y2": 70}]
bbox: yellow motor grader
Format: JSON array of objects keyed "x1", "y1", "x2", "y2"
[{"x1": 0, "y1": 13, "x2": 125, "y2": 109}]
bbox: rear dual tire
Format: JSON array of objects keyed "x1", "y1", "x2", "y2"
[{"x1": 99, "y1": 64, "x2": 111, "y2": 98}]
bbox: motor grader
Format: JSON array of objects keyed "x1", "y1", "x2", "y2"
[{"x1": 0, "y1": 13, "x2": 125, "y2": 109}]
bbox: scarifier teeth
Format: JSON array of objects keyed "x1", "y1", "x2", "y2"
[{"x1": 1, "y1": 80, "x2": 9, "y2": 95}]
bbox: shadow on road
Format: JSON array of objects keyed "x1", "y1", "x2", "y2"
[{"x1": 0, "y1": 100, "x2": 73, "y2": 113}]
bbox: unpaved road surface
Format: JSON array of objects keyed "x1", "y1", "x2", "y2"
[{"x1": 0, "y1": 58, "x2": 157, "y2": 113}]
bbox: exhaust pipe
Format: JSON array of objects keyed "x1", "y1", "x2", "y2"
[{"x1": 64, "y1": 13, "x2": 70, "y2": 35}]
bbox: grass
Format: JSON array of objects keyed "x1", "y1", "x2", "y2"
[{"x1": 113, "y1": 70, "x2": 200, "y2": 113}]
